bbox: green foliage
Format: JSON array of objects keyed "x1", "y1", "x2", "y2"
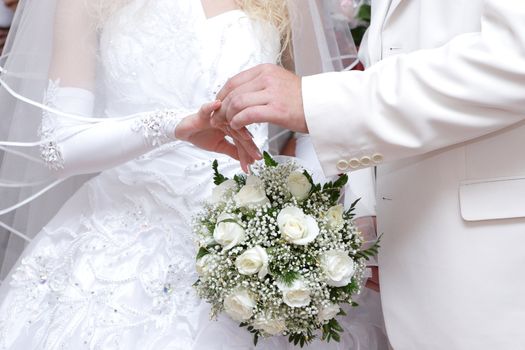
[
  {"x1": 356, "y1": 234, "x2": 382, "y2": 260},
  {"x1": 321, "y1": 319, "x2": 344, "y2": 343},
  {"x1": 356, "y1": 4, "x2": 371, "y2": 22},
  {"x1": 330, "y1": 279, "x2": 360, "y2": 300},
  {"x1": 263, "y1": 151, "x2": 278, "y2": 167},
  {"x1": 239, "y1": 322, "x2": 261, "y2": 346},
  {"x1": 202, "y1": 219, "x2": 216, "y2": 237},
  {"x1": 277, "y1": 270, "x2": 300, "y2": 287},
  {"x1": 196, "y1": 247, "x2": 210, "y2": 260},
  {"x1": 303, "y1": 170, "x2": 321, "y2": 195},
  {"x1": 233, "y1": 174, "x2": 247, "y2": 187},
  {"x1": 288, "y1": 329, "x2": 315, "y2": 348},
  {"x1": 321, "y1": 174, "x2": 349, "y2": 204},
  {"x1": 351, "y1": 4, "x2": 371, "y2": 46},
  {"x1": 344, "y1": 198, "x2": 361, "y2": 219},
  {"x1": 212, "y1": 160, "x2": 228, "y2": 185}
]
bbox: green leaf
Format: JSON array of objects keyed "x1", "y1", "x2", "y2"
[
  {"x1": 233, "y1": 174, "x2": 247, "y2": 187},
  {"x1": 302, "y1": 170, "x2": 315, "y2": 186},
  {"x1": 333, "y1": 174, "x2": 348, "y2": 189},
  {"x1": 212, "y1": 160, "x2": 228, "y2": 185},
  {"x1": 277, "y1": 270, "x2": 300, "y2": 287},
  {"x1": 356, "y1": 234, "x2": 382, "y2": 260},
  {"x1": 330, "y1": 319, "x2": 343, "y2": 332},
  {"x1": 196, "y1": 247, "x2": 209, "y2": 260},
  {"x1": 331, "y1": 331, "x2": 341, "y2": 342},
  {"x1": 344, "y1": 198, "x2": 361, "y2": 218},
  {"x1": 356, "y1": 4, "x2": 371, "y2": 22},
  {"x1": 263, "y1": 151, "x2": 278, "y2": 167}
]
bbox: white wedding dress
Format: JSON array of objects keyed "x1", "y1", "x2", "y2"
[{"x1": 0, "y1": 1, "x2": 388, "y2": 349}]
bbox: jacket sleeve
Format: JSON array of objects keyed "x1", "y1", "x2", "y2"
[{"x1": 303, "y1": 0, "x2": 525, "y2": 176}]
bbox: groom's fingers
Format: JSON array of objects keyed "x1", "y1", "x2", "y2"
[
  {"x1": 229, "y1": 105, "x2": 278, "y2": 130},
  {"x1": 213, "y1": 81, "x2": 267, "y2": 133},
  {"x1": 223, "y1": 90, "x2": 270, "y2": 124},
  {"x1": 216, "y1": 64, "x2": 268, "y2": 101}
]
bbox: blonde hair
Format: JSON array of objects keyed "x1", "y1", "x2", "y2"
[
  {"x1": 88, "y1": 0, "x2": 291, "y2": 61},
  {"x1": 236, "y1": 0, "x2": 291, "y2": 61}
]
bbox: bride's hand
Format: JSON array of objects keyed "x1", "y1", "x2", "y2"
[{"x1": 175, "y1": 101, "x2": 261, "y2": 172}]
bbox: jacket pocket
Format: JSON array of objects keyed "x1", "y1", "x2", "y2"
[{"x1": 459, "y1": 176, "x2": 525, "y2": 221}]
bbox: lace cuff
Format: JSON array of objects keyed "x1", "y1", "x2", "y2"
[{"x1": 131, "y1": 109, "x2": 184, "y2": 147}]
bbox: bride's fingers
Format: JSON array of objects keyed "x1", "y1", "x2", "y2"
[
  {"x1": 199, "y1": 100, "x2": 222, "y2": 121},
  {"x1": 214, "y1": 138, "x2": 240, "y2": 161},
  {"x1": 228, "y1": 127, "x2": 253, "y2": 141},
  {"x1": 228, "y1": 127, "x2": 261, "y2": 161},
  {"x1": 232, "y1": 138, "x2": 253, "y2": 173}
]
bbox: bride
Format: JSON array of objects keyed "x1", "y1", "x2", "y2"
[{"x1": 0, "y1": 0, "x2": 387, "y2": 348}]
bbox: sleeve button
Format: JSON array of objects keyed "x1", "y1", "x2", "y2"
[
  {"x1": 360, "y1": 156, "x2": 372, "y2": 166},
  {"x1": 336, "y1": 159, "x2": 350, "y2": 171},
  {"x1": 372, "y1": 153, "x2": 384, "y2": 164},
  {"x1": 349, "y1": 158, "x2": 361, "y2": 169}
]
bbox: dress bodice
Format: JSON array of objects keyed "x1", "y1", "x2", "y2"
[{"x1": 99, "y1": 0, "x2": 280, "y2": 117}]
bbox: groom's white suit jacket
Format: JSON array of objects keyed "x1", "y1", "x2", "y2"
[{"x1": 303, "y1": 0, "x2": 525, "y2": 349}]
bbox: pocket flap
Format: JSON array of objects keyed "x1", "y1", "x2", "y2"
[{"x1": 459, "y1": 176, "x2": 525, "y2": 221}]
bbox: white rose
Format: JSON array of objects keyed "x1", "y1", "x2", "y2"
[
  {"x1": 277, "y1": 207, "x2": 320, "y2": 245},
  {"x1": 286, "y1": 171, "x2": 312, "y2": 201},
  {"x1": 318, "y1": 302, "x2": 341, "y2": 322},
  {"x1": 211, "y1": 179, "x2": 237, "y2": 203},
  {"x1": 224, "y1": 289, "x2": 256, "y2": 322},
  {"x1": 321, "y1": 250, "x2": 355, "y2": 287},
  {"x1": 326, "y1": 204, "x2": 345, "y2": 230},
  {"x1": 196, "y1": 254, "x2": 214, "y2": 278},
  {"x1": 213, "y1": 213, "x2": 245, "y2": 250},
  {"x1": 277, "y1": 278, "x2": 311, "y2": 308},
  {"x1": 235, "y1": 246, "x2": 269, "y2": 279},
  {"x1": 234, "y1": 176, "x2": 270, "y2": 208},
  {"x1": 253, "y1": 316, "x2": 287, "y2": 335}
]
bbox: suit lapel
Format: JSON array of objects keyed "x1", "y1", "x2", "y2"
[{"x1": 385, "y1": 0, "x2": 404, "y2": 21}]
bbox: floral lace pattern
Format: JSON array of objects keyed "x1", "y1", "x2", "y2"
[
  {"x1": 131, "y1": 109, "x2": 183, "y2": 147},
  {"x1": 0, "y1": 194, "x2": 201, "y2": 349}
]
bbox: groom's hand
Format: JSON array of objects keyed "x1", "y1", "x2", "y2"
[{"x1": 215, "y1": 64, "x2": 308, "y2": 133}]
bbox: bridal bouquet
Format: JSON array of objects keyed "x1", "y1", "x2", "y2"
[{"x1": 193, "y1": 153, "x2": 379, "y2": 347}]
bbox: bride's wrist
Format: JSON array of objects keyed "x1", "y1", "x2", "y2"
[{"x1": 174, "y1": 113, "x2": 195, "y2": 141}]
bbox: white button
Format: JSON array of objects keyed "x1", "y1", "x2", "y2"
[
  {"x1": 372, "y1": 153, "x2": 384, "y2": 164},
  {"x1": 360, "y1": 156, "x2": 372, "y2": 166},
  {"x1": 349, "y1": 158, "x2": 361, "y2": 169},
  {"x1": 336, "y1": 159, "x2": 349, "y2": 171}
]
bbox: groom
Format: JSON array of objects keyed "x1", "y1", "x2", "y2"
[{"x1": 209, "y1": 0, "x2": 525, "y2": 349}]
